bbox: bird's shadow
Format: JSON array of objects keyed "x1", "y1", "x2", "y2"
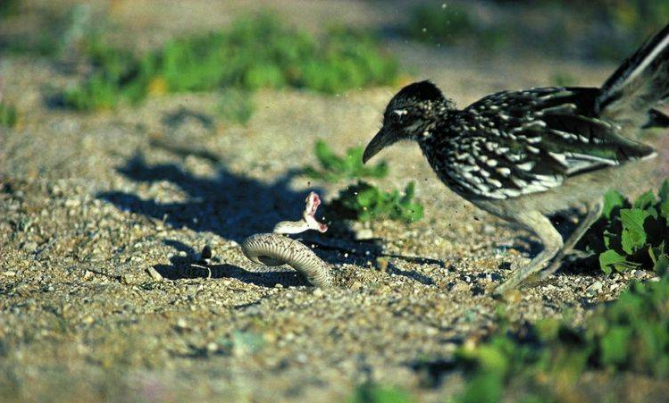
[{"x1": 98, "y1": 145, "x2": 313, "y2": 244}]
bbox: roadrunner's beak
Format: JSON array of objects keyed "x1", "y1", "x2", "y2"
[{"x1": 363, "y1": 128, "x2": 397, "y2": 163}]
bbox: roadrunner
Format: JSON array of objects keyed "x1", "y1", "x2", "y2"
[{"x1": 363, "y1": 23, "x2": 669, "y2": 295}]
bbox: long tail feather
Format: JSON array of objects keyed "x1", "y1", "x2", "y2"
[{"x1": 597, "y1": 23, "x2": 669, "y2": 128}]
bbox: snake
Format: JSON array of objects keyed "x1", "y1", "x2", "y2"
[{"x1": 240, "y1": 192, "x2": 333, "y2": 287}]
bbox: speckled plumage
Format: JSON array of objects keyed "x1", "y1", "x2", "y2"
[{"x1": 363, "y1": 23, "x2": 669, "y2": 294}]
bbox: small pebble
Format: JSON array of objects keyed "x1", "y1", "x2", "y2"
[
  {"x1": 146, "y1": 267, "x2": 163, "y2": 281},
  {"x1": 586, "y1": 281, "x2": 603, "y2": 296},
  {"x1": 355, "y1": 228, "x2": 374, "y2": 241}
]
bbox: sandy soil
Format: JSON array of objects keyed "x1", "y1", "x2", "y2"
[{"x1": 1, "y1": 1, "x2": 668, "y2": 402}]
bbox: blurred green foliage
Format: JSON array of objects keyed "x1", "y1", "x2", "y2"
[
  {"x1": 449, "y1": 273, "x2": 669, "y2": 403},
  {"x1": 63, "y1": 14, "x2": 399, "y2": 111},
  {"x1": 583, "y1": 0, "x2": 669, "y2": 60},
  {"x1": 343, "y1": 271, "x2": 669, "y2": 403},
  {"x1": 405, "y1": 1, "x2": 669, "y2": 60},
  {"x1": 0, "y1": 103, "x2": 18, "y2": 128},
  {"x1": 0, "y1": 0, "x2": 21, "y2": 18},
  {"x1": 347, "y1": 383, "x2": 413, "y2": 403},
  {"x1": 580, "y1": 179, "x2": 669, "y2": 275},
  {"x1": 303, "y1": 140, "x2": 388, "y2": 183},
  {"x1": 330, "y1": 180, "x2": 424, "y2": 223}
]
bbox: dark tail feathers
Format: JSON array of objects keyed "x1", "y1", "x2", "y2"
[{"x1": 597, "y1": 23, "x2": 669, "y2": 128}]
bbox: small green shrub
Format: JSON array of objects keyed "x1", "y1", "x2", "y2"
[
  {"x1": 302, "y1": 140, "x2": 388, "y2": 183},
  {"x1": 330, "y1": 180, "x2": 424, "y2": 223},
  {"x1": 581, "y1": 179, "x2": 669, "y2": 275},
  {"x1": 63, "y1": 14, "x2": 399, "y2": 111},
  {"x1": 0, "y1": 103, "x2": 18, "y2": 127}
]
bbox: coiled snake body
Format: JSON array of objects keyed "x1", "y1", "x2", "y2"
[{"x1": 240, "y1": 192, "x2": 333, "y2": 287}]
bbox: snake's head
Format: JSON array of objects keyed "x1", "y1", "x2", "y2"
[{"x1": 304, "y1": 192, "x2": 328, "y2": 233}]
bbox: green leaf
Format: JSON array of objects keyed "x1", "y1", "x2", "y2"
[
  {"x1": 331, "y1": 180, "x2": 424, "y2": 223},
  {"x1": 599, "y1": 249, "x2": 627, "y2": 274},
  {"x1": 650, "y1": 243, "x2": 669, "y2": 275},
  {"x1": 659, "y1": 179, "x2": 669, "y2": 203},
  {"x1": 602, "y1": 190, "x2": 626, "y2": 219},
  {"x1": 315, "y1": 140, "x2": 339, "y2": 170},
  {"x1": 633, "y1": 191, "x2": 656, "y2": 210},
  {"x1": 357, "y1": 187, "x2": 379, "y2": 208},
  {"x1": 620, "y1": 208, "x2": 650, "y2": 254},
  {"x1": 401, "y1": 181, "x2": 415, "y2": 203}
]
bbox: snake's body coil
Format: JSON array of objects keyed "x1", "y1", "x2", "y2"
[{"x1": 241, "y1": 233, "x2": 333, "y2": 287}]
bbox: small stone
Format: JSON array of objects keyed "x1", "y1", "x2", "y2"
[
  {"x1": 355, "y1": 229, "x2": 374, "y2": 241},
  {"x1": 586, "y1": 281, "x2": 603, "y2": 296},
  {"x1": 501, "y1": 289, "x2": 522, "y2": 304},
  {"x1": 351, "y1": 281, "x2": 363, "y2": 291},
  {"x1": 146, "y1": 267, "x2": 163, "y2": 281},
  {"x1": 313, "y1": 288, "x2": 324, "y2": 297},
  {"x1": 376, "y1": 257, "x2": 390, "y2": 272},
  {"x1": 121, "y1": 273, "x2": 133, "y2": 285}
]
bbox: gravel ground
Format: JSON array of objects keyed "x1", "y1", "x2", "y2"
[{"x1": 1, "y1": 2, "x2": 668, "y2": 402}]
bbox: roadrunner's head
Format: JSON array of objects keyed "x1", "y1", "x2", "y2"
[{"x1": 363, "y1": 80, "x2": 452, "y2": 163}]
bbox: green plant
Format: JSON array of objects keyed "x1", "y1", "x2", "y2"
[
  {"x1": 303, "y1": 140, "x2": 388, "y2": 183},
  {"x1": 580, "y1": 179, "x2": 669, "y2": 275},
  {"x1": 448, "y1": 273, "x2": 669, "y2": 403},
  {"x1": 0, "y1": 103, "x2": 18, "y2": 127},
  {"x1": 63, "y1": 14, "x2": 399, "y2": 111},
  {"x1": 347, "y1": 383, "x2": 413, "y2": 403},
  {"x1": 330, "y1": 181, "x2": 424, "y2": 223}
]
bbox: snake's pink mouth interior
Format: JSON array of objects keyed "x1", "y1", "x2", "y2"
[{"x1": 304, "y1": 192, "x2": 328, "y2": 233}]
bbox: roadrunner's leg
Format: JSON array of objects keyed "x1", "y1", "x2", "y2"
[
  {"x1": 539, "y1": 200, "x2": 604, "y2": 280},
  {"x1": 494, "y1": 210, "x2": 563, "y2": 295}
]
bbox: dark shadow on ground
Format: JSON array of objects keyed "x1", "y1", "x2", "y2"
[
  {"x1": 154, "y1": 239, "x2": 310, "y2": 287},
  {"x1": 98, "y1": 150, "x2": 313, "y2": 244},
  {"x1": 387, "y1": 262, "x2": 434, "y2": 285}
]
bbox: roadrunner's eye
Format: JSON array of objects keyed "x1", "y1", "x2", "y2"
[{"x1": 391, "y1": 109, "x2": 408, "y2": 121}]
